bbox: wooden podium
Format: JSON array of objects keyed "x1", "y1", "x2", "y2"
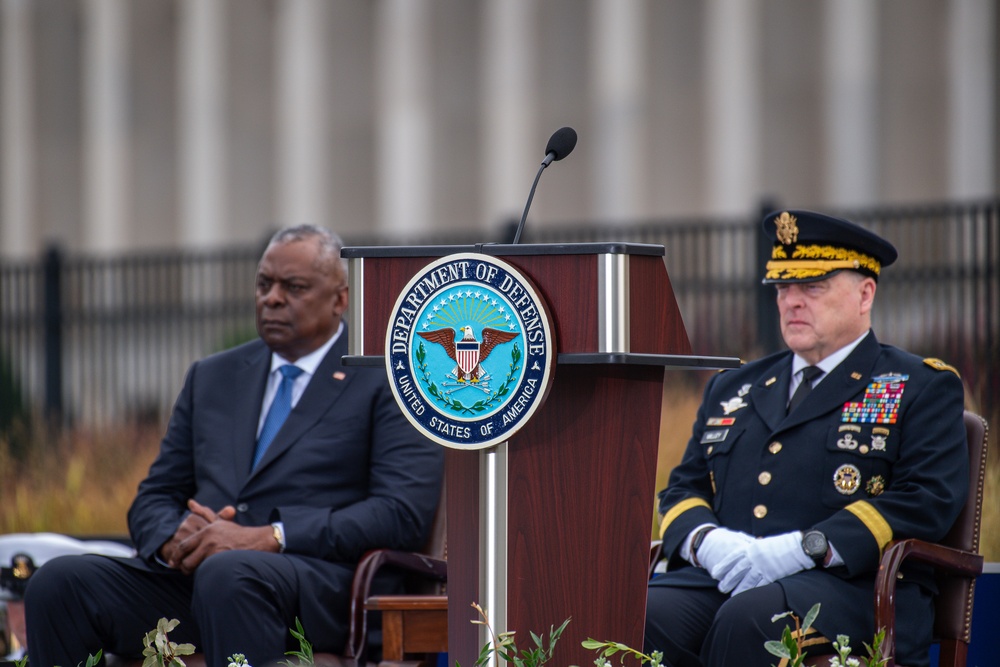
[{"x1": 341, "y1": 243, "x2": 738, "y2": 667}]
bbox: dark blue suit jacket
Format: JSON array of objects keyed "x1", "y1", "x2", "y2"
[
  {"x1": 125, "y1": 332, "x2": 443, "y2": 646},
  {"x1": 650, "y1": 331, "x2": 967, "y2": 665}
]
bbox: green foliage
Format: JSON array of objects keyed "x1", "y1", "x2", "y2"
[
  {"x1": 764, "y1": 604, "x2": 890, "y2": 667},
  {"x1": 279, "y1": 617, "x2": 315, "y2": 667},
  {"x1": 141, "y1": 618, "x2": 195, "y2": 667},
  {"x1": 764, "y1": 603, "x2": 821, "y2": 667},
  {"x1": 11, "y1": 648, "x2": 102, "y2": 667},
  {"x1": 460, "y1": 602, "x2": 569, "y2": 667},
  {"x1": 581, "y1": 639, "x2": 663, "y2": 667},
  {"x1": 0, "y1": 352, "x2": 31, "y2": 459},
  {"x1": 829, "y1": 628, "x2": 890, "y2": 667}
]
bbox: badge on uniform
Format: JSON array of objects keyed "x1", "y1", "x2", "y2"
[
  {"x1": 701, "y1": 429, "x2": 729, "y2": 444},
  {"x1": 833, "y1": 464, "x2": 861, "y2": 495},
  {"x1": 837, "y1": 433, "x2": 859, "y2": 450},
  {"x1": 841, "y1": 374, "x2": 908, "y2": 424},
  {"x1": 720, "y1": 396, "x2": 748, "y2": 415},
  {"x1": 866, "y1": 475, "x2": 886, "y2": 496}
]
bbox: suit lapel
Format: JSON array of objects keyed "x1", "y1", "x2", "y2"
[
  {"x1": 247, "y1": 335, "x2": 354, "y2": 478},
  {"x1": 232, "y1": 343, "x2": 271, "y2": 479}
]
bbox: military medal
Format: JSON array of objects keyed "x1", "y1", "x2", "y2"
[{"x1": 842, "y1": 374, "x2": 908, "y2": 424}]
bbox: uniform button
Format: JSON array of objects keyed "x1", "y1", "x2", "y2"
[
  {"x1": 707, "y1": 445, "x2": 714, "y2": 455},
  {"x1": 859, "y1": 445, "x2": 870, "y2": 454},
  {"x1": 758, "y1": 471, "x2": 772, "y2": 485},
  {"x1": 769, "y1": 442, "x2": 782, "y2": 454},
  {"x1": 753, "y1": 504, "x2": 767, "y2": 518},
  {"x1": 236, "y1": 503, "x2": 249, "y2": 513}
]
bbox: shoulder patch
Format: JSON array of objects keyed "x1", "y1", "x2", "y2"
[{"x1": 924, "y1": 358, "x2": 960, "y2": 377}]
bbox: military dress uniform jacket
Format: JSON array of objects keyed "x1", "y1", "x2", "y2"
[{"x1": 650, "y1": 331, "x2": 968, "y2": 662}]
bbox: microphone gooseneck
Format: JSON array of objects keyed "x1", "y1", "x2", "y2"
[{"x1": 513, "y1": 127, "x2": 578, "y2": 244}]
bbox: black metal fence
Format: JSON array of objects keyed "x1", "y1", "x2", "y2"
[{"x1": 1, "y1": 199, "x2": 997, "y2": 430}]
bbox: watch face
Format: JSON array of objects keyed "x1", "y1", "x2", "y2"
[{"x1": 803, "y1": 531, "x2": 827, "y2": 558}]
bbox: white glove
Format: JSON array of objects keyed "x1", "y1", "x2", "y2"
[
  {"x1": 695, "y1": 528, "x2": 756, "y2": 581},
  {"x1": 716, "y1": 531, "x2": 815, "y2": 595}
]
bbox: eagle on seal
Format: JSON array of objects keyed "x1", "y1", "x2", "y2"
[{"x1": 417, "y1": 325, "x2": 519, "y2": 383}]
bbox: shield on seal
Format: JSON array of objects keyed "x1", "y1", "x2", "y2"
[{"x1": 456, "y1": 340, "x2": 480, "y2": 376}]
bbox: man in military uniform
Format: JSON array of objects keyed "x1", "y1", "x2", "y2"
[{"x1": 645, "y1": 210, "x2": 968, "y2": 667}]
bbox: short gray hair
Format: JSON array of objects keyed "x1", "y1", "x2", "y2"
[{"x1": 265, "y1": 225, "x2": 347, "y2": 277}]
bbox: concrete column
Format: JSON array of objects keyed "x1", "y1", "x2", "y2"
[
  {"x1": 82, "y1": 0, "x2": 129, "y2": 253},
  {"x1": 947, "y1": 0, "x2": 996, "y2": 198},
  {"x1": 375, "y1": 0, "x2": 432, "y2": 234},
  {"x1": 822, "y1": 0, "x2": 879, "y2": 206},
  {"x1": 276, "y1": 0, "x2": 328, "y2": 228},
  {"x1": 704, "y1": 0, "x2": 760, "y2": 216},
  {"x1": 590, "y1": 0, "x2": 645, "y2": 222},
  {"x1": 1, "y1": 0, "x2": 35, "y2": 258},
  {"x1": 178, "y1": 0, "x2": 227, "y2": 247},
  {"x1": 481, "y1": 0, "x2": 535, "y2": 228}
]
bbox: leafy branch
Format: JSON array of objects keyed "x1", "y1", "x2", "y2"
[
  {"x1": 279, "y1": 617, "x2": 315, "y2": 666},
  {"x1": 462, "y1": 602, "x2": 569, "y2": 667},
  {"x1": 141, "y1": 618, "x2": 195, "y2": 667},
  {"x1": 581, "y1": 639, "x2": 663, "y2": 667}
]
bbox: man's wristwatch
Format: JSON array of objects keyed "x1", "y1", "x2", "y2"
[
  {"x1": 801, "y1": 530, "x2": 828, "y2": 564},
  {"x1": 271, "y1": 522, "x2": 286, "y2": 553},
  {"x1": 690, "y1": 526, "x2": 716, "y2": 567}
]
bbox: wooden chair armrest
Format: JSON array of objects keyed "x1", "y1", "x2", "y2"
[
  {"x1": 874, "y1": 538, "x2": 984, "y2": 667},
  {"x1": 648, "y1": 540, "x2": 663, "y2": 580},
  {"x1": 365, "y1": 595, "x2": 448, "y2": 612},
  {"x1": 346, "y1": 549, "x2": 448, "y2": 661}
]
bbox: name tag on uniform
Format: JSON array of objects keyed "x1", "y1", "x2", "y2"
[{"x1": 701, "y1": 429, "x2": 729, "y2": 444}]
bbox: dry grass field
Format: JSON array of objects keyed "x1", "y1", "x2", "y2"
[
  {"x1": 0, "y1": 379, "x2": 997, "y2": 563},
  {"x1": 0, "y1": 423, "x2": 160, "y2": 535}
]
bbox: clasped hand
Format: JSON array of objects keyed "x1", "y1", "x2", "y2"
[
  {"x1": 159, "y1": 499, "x2": 274, "y2": 575},
  {"x1": 696, "y1": 529, "x2": 814, "y2": 595}
]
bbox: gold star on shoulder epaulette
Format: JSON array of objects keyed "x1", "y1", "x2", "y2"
[{"x1": 923, "y1": 358, "x2": 960, "y2": 377}]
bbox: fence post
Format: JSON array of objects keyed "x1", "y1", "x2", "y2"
[
  {"x1": 43, "y1": 244, "x2": 63, "y2": 422},
  {"x1": 756, "y1": 200, "x2": 781, "y2": 353}
]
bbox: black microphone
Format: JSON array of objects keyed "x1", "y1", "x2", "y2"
[{"x1": 512, "y1": 127, "x2": 578, "y2": 244}]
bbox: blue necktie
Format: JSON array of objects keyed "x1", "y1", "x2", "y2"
[{"x1": 253, "y1": 365, "x2": 304, "y2": 470}]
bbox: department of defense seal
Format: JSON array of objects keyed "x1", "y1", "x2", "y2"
[{"x1": 385, "y1": 253, "x2": 555, "y2": 449}]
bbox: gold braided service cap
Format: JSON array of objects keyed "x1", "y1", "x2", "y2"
[{"x1": 762, "y1": 210, "x2": 898, "y2": 284}]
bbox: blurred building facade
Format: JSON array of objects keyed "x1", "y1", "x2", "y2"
[{"x1": 1, "y1": 0, "x2": 997, "y2": 259}]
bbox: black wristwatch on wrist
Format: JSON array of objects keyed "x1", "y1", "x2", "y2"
[
  {"x1": 690, "y1": 526, "x2": 716, "y2": 567},
  {"x1": 801, "y1": 530, "x2": 829, "y2": 565}
]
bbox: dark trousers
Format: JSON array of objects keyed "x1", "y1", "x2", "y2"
[
  {"x1": 24, "y1": 551, "x2": 343, "y2": 667},
  {"x1": 645, "y1": 583, "x2": 831, "y2": 667}
]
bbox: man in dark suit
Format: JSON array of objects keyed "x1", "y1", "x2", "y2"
[
  {"x1": 24, "y1": 226, "x2": 444, "y2": 666},
  {"x1": 645, "y1": 211, "x2": 968, "y2": 667}
]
